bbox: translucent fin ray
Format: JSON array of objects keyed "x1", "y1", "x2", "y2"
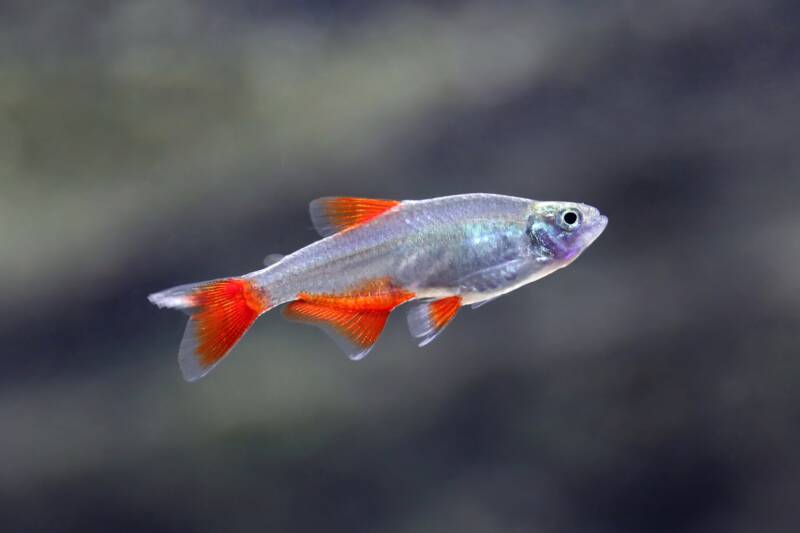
[{"x1": 471, "y1": 296, "x2": 499, "y2": 309}]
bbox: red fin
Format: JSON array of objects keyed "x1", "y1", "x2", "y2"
[
  {"x1": 294, "y1": 278, "x2": 415, "y2": 311},
  {"x1": 406, "y1": 296, "x2": 462, "y2": 347},
  {"x1": 284, "y1": 278, "x2": 414, "y2": 359},
  {"x1": 180, "y1": 279, "x2": 269, "y2": 380},
  {"x1": 309, "y1": 197, "x2": 401, "y2": 237},
  {"x1": 428, "y1": 296, "x2": 462, "y2": 329},
  {"x1": 283, "y1": 302, "x2": 390, "y2": 360}
]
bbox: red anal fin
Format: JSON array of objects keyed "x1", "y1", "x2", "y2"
[
  {"x1": 182, "y1": 279, "x2": 268, "y2": 380},
  {"x1": 295, "y1": 278, "x2": 415, "y2": 312},
  {"x1": 283, "y1": 302, "x2": 389, "y2": 360},
  {"x1": 406, "y1": 296, "x2": 462, "y2": 347},
  {"x1": 284, "y1": 278, "x2": 414, "y2": 359},
  {"x1": 309, "y1": 197, "x2": 401, "y2": 237}
]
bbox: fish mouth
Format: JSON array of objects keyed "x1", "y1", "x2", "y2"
[
  {"x1": 581, "y1": 208, "x2": 608, "y2": 245},
  {"x1": 587, "y1": 214, "x2": 608, "y2": 243},
  {"x1": 597, "y1": 214, "x2": 608, "y2": 234}
]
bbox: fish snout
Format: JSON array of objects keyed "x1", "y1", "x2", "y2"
[{"x1": 578, "y1": 205, "x2": 608, "y2": 246}]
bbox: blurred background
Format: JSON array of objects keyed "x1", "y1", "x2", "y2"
[{"x1": 1, "y1": 1, "x2": 799, "y2": 532}]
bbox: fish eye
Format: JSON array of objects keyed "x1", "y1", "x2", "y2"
[{"x1": 559, "y1": 209, "x2": 581, "y2": 230}]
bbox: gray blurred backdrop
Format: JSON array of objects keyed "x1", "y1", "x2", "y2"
[{"x1": 2, "y1": 1, "x2": 799, "y2": 532}]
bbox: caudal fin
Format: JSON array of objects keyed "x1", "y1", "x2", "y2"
[{"x1": 148, "y1": 278, "x2": 269, "y2": 381}]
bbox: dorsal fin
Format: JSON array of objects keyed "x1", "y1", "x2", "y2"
[
  {"x1": 309, "y1": 197, "x2": 401, "y2": 237},
  {"x1": 406, "y1": 296, "x2": 462, "y2": 347}
]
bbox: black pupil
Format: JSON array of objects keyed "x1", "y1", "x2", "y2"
[{"x1": 563, "y1": 211, "x2": 578, "y2": 225}]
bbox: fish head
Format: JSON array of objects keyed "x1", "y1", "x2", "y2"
[{"x1": 527, "y1": 201, "x2": 608, "y2": 265}]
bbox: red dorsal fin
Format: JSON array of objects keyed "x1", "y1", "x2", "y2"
[
  {"x1": 406, "y1": 296, "x2": 462, "y2": 347},
  {"x1": 283, "y1": 278, "x2": 414, "y2": 359},
  {"x1": 309, "y1": 197, "x2": 401, "y2": 237}
]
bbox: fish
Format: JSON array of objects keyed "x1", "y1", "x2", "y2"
[{"x1": 149, "y1": 193, "x2": 608, "y2": 381}]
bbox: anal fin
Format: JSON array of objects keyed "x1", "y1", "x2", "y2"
[
  {"x1": 406, "y1": 296, "x2": 462, "y2": 347},
  {"x1": 283, "y1": 301, "x2": 390, "y2": 360},
  {"x1": 284, "y1": 279, "x2": 414, "y2": 359}
]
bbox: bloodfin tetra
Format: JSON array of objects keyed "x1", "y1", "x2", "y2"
[{"x1": 149, "y1": 194, "x2": 608, "y2": 381}]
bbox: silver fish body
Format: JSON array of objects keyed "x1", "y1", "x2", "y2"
[
  {"x1": 252, "y1": 193, "x2": 606, "y2": 306},
  {"x1": 149, "y1": 193, "x2": 607, "y2": 380}
]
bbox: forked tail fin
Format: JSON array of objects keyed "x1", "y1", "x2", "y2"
[{"x1": 148, "y1": 278, "x2": 270, "y2": 381}]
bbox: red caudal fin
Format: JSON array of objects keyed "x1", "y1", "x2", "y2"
[
  {"x1": 406, "y1": 296, "x2": 462, "y2": 347},
  {"x1": 309, "y1": 197, "x2": 401, "y2": 237},
  {"x1": 283, "y1": 278, "x2": 414, "y2": 360},
  {"x1": 148, "y1": 278, "x2": 269, "y2": 381}
]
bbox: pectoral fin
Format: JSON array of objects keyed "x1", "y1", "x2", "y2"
[
  {"x1": 406, "y1": 296, "x2": 462, "y2": 347},
  {"x1": 471, "y1": 296, "x2": 499, "y2": 309}
]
